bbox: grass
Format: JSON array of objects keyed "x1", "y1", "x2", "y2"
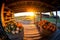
[{"x1": 42, "y1": 17, "x2": 60, "y2": 23}]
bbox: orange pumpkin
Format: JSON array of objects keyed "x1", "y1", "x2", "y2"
[
  {"x1": 16, "y1": 22, "x2": 22, "y2": 28},
  {"x1": 38, "y1": 20, "x2": 57, "y2": 32}
]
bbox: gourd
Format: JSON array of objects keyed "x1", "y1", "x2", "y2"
[
  {"x1": 38, "y1": 20, "x2": 57, "y2": 36},
  {"x1": 38, "y1": 20, "x2": 56, "y2": 32}
]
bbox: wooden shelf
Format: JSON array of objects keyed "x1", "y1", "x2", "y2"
[
  {"x1": 5, "y1": 19, "x2": 15, "y2": 23},
  {"x1": 4, "y1": 17, "x2": 11, "y2": 19}
]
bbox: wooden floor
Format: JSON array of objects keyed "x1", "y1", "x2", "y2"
[{"x1": 23, "y1": 24, "x2": 41, "y2": 40}]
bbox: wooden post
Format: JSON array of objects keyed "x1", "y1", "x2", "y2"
[
  {"x1": 1, "y1": 3, "x2": 5, "y2": 27},
  {"x1": 40, "y1": 12, "x2": 42, "y2": 21},
  {"x1": 56, "y1": 10, "x2": 57, "y2": 27}
]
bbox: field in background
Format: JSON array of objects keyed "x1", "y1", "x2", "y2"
[{"x1": 42, "y1": 17, "x2": 60, "y2": 23}]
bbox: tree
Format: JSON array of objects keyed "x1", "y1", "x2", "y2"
[{"x1": 50, "y1": 12, "x2": 54, "y2": 16}]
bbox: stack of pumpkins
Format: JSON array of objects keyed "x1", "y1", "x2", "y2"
[
  {"x1": 38, "y1": 20, "x2": 57, "y2": 36},
  {"x1": 38, "y1": 20, "x2": 57, "y2": 32},
  {"x1": 5, "y1": 21, "x2": 23, "y2": 34}
]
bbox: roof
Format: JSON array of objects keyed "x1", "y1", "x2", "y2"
[{"x1": 4, "y1": 0, "x2": 60, "y2": 13}]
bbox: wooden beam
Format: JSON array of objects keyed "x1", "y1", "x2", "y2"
[
  {"x1": 40, "y1": 12, "x2": 42, "y2": 21},
  {"x1": 56, "y1": 10, "x2": 57, "y2": 27},
  {"x1": 1, "y1": 3, "x2": 5, "y2": 27},
  {"x1": 7, "y1": 1, "x2": 55, "y2": 9}
]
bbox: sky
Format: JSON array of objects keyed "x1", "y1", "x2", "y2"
[
  {"x1": 14, "y1": 12, "x2": 35, "y2": 17},
  {"x1": 42, "y1": 11, "x2": 60, "y2": 17},
  {"x1": 14, "y1": 11, "x2": 60, "y2": 17}
]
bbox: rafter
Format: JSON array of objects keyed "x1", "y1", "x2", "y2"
[
  {"x1": 7, "y1": 1, "x2": 55, "y2": 8},
  {"x1": 5, "y1": 0, "x2": 58, "y2": 13}
]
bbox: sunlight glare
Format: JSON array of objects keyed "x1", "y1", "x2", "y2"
[{"x1": 14, "y1": 12, "x2": 35, "y2": 17}]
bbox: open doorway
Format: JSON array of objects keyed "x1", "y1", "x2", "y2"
[{"x1": 14, "y1": 12, "x2": 35, "y2": 24}]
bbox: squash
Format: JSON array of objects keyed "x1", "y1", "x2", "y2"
[
  {"x1": 16, "y1": 22, "x2": 22, "y2": 28},
  {"x1": 38, "y1": 20, "x2": 57, "y2": 32}
]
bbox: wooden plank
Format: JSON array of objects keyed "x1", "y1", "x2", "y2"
[{"x1": 1, "y1": 3, "x2": 5, "y2": 27}]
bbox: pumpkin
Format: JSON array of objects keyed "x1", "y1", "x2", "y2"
[
  {"x1": 16, "y1": 22, "x2": 22, "y2": 28},
  {"x1": 38, "y1": 20, "x2": 57, "y2": 32}
]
